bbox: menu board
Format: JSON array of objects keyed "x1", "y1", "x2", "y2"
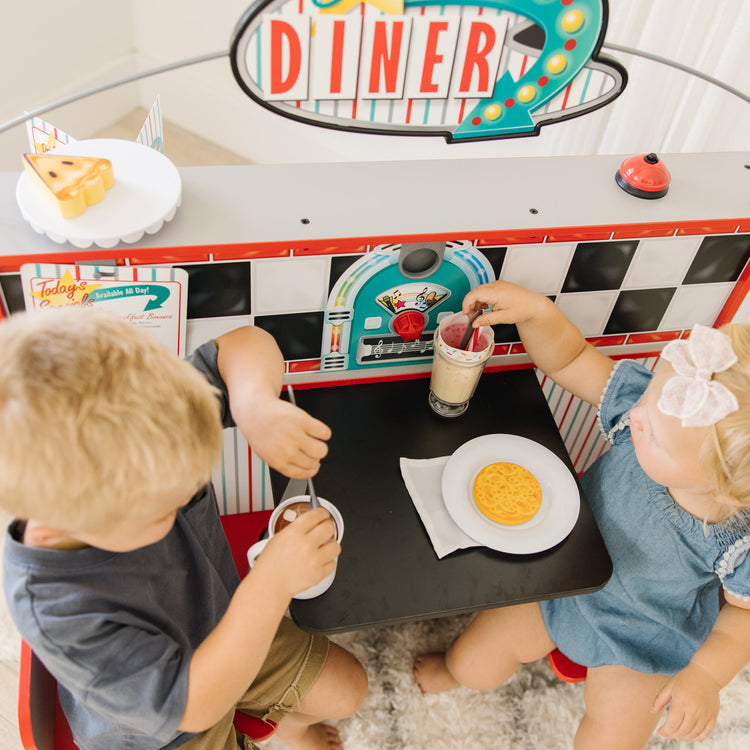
[{"x1": 20, "y1": 263, "x2": 188, "y2": 356}]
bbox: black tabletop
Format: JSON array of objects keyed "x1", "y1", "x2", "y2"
[{"x1": 271, "y1": 369, "x2": 612, "y2": 634}]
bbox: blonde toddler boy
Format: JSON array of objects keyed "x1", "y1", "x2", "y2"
[{"x1": 0, "y1": 307, "x2": 367, "y2": 750}]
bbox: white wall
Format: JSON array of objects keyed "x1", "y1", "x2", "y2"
[
  {"x1": 0, "y1": 0, "x2": 137, "y2": 169},
  {"x1": 1, "y1": 0, "x2": 749, "y2": 171}
]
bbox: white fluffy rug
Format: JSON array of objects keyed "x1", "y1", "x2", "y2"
[{"x1": 262, "y1": 613, "x2": 750, "y2": 750}]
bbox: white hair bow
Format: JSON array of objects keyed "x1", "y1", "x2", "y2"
[{"x1": 658, "y1": 324, "x2": 739, "y2": 427}]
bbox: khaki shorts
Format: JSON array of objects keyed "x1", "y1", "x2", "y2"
[{"x1": 180, "y1": 617, "x2": 329, "y2": 750}]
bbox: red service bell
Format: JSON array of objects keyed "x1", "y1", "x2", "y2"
[{"x1": 615, "y1": 153, "x2": 671, "y2": 199}]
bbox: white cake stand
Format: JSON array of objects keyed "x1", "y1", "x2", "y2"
[{"x1": 16, "y1": 138, "x2": 182, "y2": 249}]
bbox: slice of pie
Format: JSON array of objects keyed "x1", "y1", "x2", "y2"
[{"x1": 22, "y1": 153, "x2": 115, "y2": 218}]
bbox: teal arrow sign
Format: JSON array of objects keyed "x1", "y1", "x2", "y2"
[
  {"x1": 88, "y1": 284, "x2": 171, "y2": 311},
  {"x1": 404, "y1": 0, "x2": 606, "y2": 140}
]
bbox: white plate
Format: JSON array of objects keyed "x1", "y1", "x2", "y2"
[
  {"x1": 442, "y1": 434, "x2": 580, "y2": 554},
  {"x1": 16, "y1": 138, "x2": 181, "y2": 249}
]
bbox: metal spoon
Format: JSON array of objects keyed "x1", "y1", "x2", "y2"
[
  {"x1": 458, "y1": 309, "x2": 484, "y2": 350},
  {"x1": 286, "y1": 384, "x2": 321, "y2": 509}
]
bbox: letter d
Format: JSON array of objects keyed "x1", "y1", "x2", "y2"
[{"x1": 270, "y1": 20, "x2": 302, "y2": 95}]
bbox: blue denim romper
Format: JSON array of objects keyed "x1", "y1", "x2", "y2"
[{"x1": 541, "y1": 360, "x2": 750, "y2": 675}]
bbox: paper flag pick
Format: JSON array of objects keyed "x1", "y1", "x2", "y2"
[
  {"x1": 136, "y1": 95, "x2": 164, "y2": 153},
  {"x1": 25, "y1": 115, "x2": 76, "y2": 154}
]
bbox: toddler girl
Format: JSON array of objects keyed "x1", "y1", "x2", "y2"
[{"x1": 413, "y1": 281, "x2": 750, "y2": 750}]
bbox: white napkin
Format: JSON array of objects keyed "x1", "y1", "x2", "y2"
[{"x1": 400, "y1": 456, "x2": 480, "y2": 558}]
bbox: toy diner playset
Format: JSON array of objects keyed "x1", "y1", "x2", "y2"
[{"x1": 1, "y1": 1, "x2": 749, "y2": 517}]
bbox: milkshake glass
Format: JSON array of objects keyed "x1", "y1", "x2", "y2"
[{"x1": 429, "y1": 312, "x2": 495, "y2": 417}]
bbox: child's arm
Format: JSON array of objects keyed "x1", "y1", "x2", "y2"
[
  {"x1": 215, "y1": 326, "x2": 331, "y2": 478},
  {"x1": 176, "y1": 327, "x2": 339, "y2": 731},
  {"x1": 462, "y1": 281, "x2": 613, "y2": 405},
  {"x1": 651, "y1": 595, "x2": 750, "y2": 741},
  {"x1": 178, "y1": 508, "x2": 340, "y2": 732}
]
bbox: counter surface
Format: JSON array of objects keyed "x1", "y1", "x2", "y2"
[{"x1": 1, "y1": 152, "x2": 749, "y2": 257}]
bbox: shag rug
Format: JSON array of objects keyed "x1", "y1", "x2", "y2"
[{"x1": 263, "y1": 614, "x2": 750, "y2": 750}]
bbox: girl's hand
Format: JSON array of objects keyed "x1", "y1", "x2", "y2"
[
  {"x1": 462, "y1": 280, "x2": 548, "y2": 329},
  {"x1": 462, "y1": 280, "x2": 612, "y2": 405},
  {"x1": 237, "y1": 396, "x2": 332, "y2": 479},
  {"x1": 651, "y1": 663, "x2": 721, "y2": 741}
]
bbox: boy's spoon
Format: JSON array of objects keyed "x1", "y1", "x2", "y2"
[{"x1": 285, "y1": 384, "x2": 321, "y2": 509}]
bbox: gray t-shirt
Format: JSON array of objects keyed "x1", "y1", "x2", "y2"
[{"x1": 3, "y1": 341, "x2": 241, "y2": 750}]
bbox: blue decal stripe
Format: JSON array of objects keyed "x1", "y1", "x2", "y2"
[
  {"x1": 455, "y1": 249, "x2": 489, "y2": 283},
  {"x1": 563, "y1": 398, "x2": 584, "y2": 443},
  {"x1": 336, "y1": 253, "x2": 389, "y2": 306},
  {"x1": 579, "y1": 68, "x2": 592, "y2": 104}
]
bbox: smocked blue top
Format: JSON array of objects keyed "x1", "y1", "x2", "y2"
[{"x1": 541, "y1": 360, "x2": 750, "y2": 675}]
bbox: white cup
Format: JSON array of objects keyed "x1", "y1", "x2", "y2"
[{"x1": 246, "y1": 495, "x2": 344, "y2": 600}]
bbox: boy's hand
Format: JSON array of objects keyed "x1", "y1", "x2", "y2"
[
  {"x1": 252, "y1": 508, "x2": 340, "y2": 599},
  {"x1": 237, "y1": 397, "x2": 332, "y2": 478},
  {"x1": 462, "y1": 280, "x2": 547, "y2": 329},
  {"x1": 651, "y1": 663, "x2": 721, "y2": 741},
  {"x1": 215, "y1": 327, "x2": 332, "y2": 478}
]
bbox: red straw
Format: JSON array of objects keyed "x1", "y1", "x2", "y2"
[{"x1": 470, "y1": 326, "x2": 480, "y2": 352}]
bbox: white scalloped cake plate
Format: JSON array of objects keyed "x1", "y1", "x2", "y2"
[
  {"x1": 442, "y1": 434, "x2": 580, "y2": 554},
  {"x1": 16, "y1": 138, "x2": 181, "y2": 249}
]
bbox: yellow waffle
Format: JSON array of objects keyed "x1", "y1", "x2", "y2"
[{"x1": 472, "y1": 462, "x2": 542, "y2": 525}]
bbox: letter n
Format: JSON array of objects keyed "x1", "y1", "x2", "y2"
[{"x1": 359, "y1": 18, "x2": 412, "y2": 99}]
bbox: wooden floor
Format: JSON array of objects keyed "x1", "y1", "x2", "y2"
[{"x1": 0, "y1": 111, "x2": 249, "y2": 750}]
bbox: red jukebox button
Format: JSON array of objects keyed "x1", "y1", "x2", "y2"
[{"x1": 393, "y1": 310, "x2": 426, "y2": 342}]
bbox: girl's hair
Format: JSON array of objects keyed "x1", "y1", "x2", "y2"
[
  {"x1": 0, "y1": 307, "x2": 223, "y2": 533},
  {"x1": 709, "y1": 323, "x2": 750, "y2": 508}
]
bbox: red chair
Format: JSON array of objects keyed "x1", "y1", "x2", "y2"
[
  {"x1": 18, "y1": 511, "x2": 278, "y2": 750},
  {"x1": 18, "y1": 641, "x2": 74, "y2": 750},
  {"x1": 547, "y1": 648, "x2": 588, "y2": 683}
]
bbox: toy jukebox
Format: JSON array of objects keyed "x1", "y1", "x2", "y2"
[{"x1": 321, "y1": 241, "x2": 493, "y2": 370}]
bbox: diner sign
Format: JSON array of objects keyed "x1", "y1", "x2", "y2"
[{"x1": 230, "y1": 0, "x2": 626, "y2": 142}]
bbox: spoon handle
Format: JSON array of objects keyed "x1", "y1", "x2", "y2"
[
  {"x1": 286, "y1": 385, "x2": 321, "y2": 509},
  {"x1": 307, "y1": 479, "x2": 320, "y2": 509}
]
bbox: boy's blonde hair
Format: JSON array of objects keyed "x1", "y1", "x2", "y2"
[
  {"x1": 709, "y1": 323, "x2": 750, "y2": 508},
  {"x1": 0, "y1": 307, "x2": 223, "y2": 533}
]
